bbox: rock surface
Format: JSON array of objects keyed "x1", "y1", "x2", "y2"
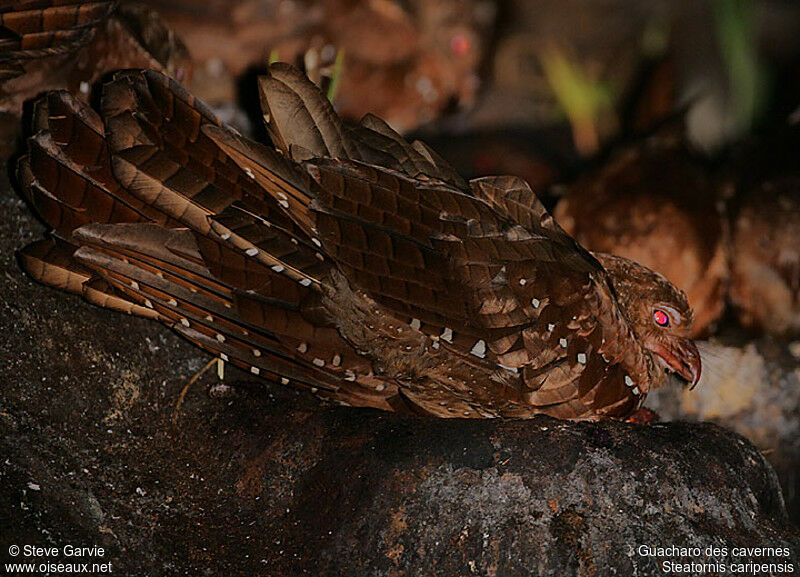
[
  {"x1": 649, "y1": 336, "x2": 800, "y2": 527},
  {"x1": 2, "y1": 173, "x2": 799, "y2": 576}
]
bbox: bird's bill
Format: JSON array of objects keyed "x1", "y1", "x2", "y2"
[{"x1": 650, "y1": 338, "x2": 702, "y2": 389}]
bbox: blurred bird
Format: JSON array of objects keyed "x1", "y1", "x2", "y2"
[
  {"x1": 16, "y1": 64, "x2": 700, "y2": 420},
  {"x1": 554, "y1": 133, "x2": 728, "y2": 337},
  {"x1": 138, "y1": 0, "x2": 495, "y2": 132},
  {"x1": 730, "y1": 178, "x2": 800, "y2": 336}
]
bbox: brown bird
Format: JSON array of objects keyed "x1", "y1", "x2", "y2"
[
  {"x1": 17, "y1": 64, "x2": 701, "y2": 420},
  {"x1": 554, "y1": 134, "x2": 728, "y2": 337},
  {"x1": 0, "y1": 0, "x2": 190, "y2": 153},
  {"x1": 730, "y1": 177, "x2": 800, "y2": 336},
  {"x1": 137, "y1": 0, "x2": 494, "y2": 131}
]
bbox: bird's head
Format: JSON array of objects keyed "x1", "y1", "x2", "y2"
[{"x1": 594, "y1": 253, "x2": 702, "y2": 389}]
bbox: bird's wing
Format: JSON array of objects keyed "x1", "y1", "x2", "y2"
[
  {"x1": 210, "y1": 63, "x2": 653, "y2": 418},
  {"x1": 258, "y1": 62, "x2": 467, "y2": 189},
  {"x1": 19, "y1": 65, "x2": 652, "y2": 419},
  {"x1": 18, "y1": 68, "x2": 398, "y2": 410},
  {"x1": 19, "y1": 89, "x2": 184, "y2": 235}
]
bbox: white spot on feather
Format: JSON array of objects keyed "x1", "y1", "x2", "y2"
[
  {"x1": 312, "y1": 358, "x2": 325, "y2": 367},
  {"x1": 332, "y1": 354, "x2": 341, "y2": 366},
  {"x1": 344, "y1": 371, "x2": 357, "y2": 381},
  {"x1": 180, "y1": 318, "x2": 190, "y2": 327},
  {"x1": 216, "y1": 334, "x2": 226, "y2": 343},
  {"x1": 632, "y1": 386, "x2": 640, "y2": 395},
  {"x1": 559, "y1": 338, "x2": 567, "y2": 348},
  {"x1": 168, "y1": 299, "x2": 178, "y2": 306},
  {"x1": 498, "y1": 364, "x2": 519, "y2": 373},
  {"x1": 245, "y1": 247, "x2": 259, "y2": 256},
  {"x1": 547, "y1": 323, "x2": 555, "y2": 332},
  {"x1": 297, "y1": 342, "x2": 308, "y2": 353},
  {"x1": 470, "y1": 340, "x2": 487, "y2": 358},
  {"x1": 577, "y1": 353, "x2": 587, "y2": 364},
  {"x1": 531, "y1": 298, "x2": 540, "y2": 308},
  {"x1": 244, "y1": 167, "x2": 255, "y2": 179},
  {"x1": 279, "y1": 199, "x2": 289, "y2": 209},
  {"x1": 299, "y1": 278, "x2": 312, "y2": 287},
  {"x1": 441, "y1": 327, "x2": 453, "y2": 343},
  {"x1": 252, "y1": 349, "x2": 261, "y2": 357},
  {"x1": 625, "y1": 375, "x2": 634, "y2": 387},
  {"x1": 271, "y1": 264, "x2": 285, "y2": 273},
  {"x1": 220, "y1": 232, "x2": 231, "y2": 241},
  {"x1": 519, "y1": 278, "x2": 527, "y2": 286},
  {"x1": 280, "y1": 377, "x2": 290, "y2": 385},
  {"x1": 410, "y1": 318, "x2": 421, "y2": 330},
  {"x1": 312, "y1": 238, "x2": 322, "y2": 247},
  {"x1": 130, "y1": 281, "x2": 139, "y2": 290},
  {"x1": 251, "y1": 366, "x2": 260, "y2": 375},
  {"x1": 220, "y1": 353, "x2": 229, "y2": 361}
]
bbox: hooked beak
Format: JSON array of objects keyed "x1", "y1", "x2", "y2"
[{"x1": 650, "y1": 337, "x2": 702, "y2": 390}]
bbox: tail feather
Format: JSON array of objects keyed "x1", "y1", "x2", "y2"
[
  {"x1": 17, "y1": 66, "x2": 405, "y2": 410},
  {"x1": 17, "y1": 236, "x2": 161, "y2": 320},
  {"x1": 71, "y1": 223, "x2": 391, "y2": 398},
  {"x1": 18, "y1": 154, "x2": 93, "y2": 234},
  {"x1": 25, "y1": 90, "x2": 183, "y2": 231},
  {"x1": 18, "y1": 237, "x2": 90, "y2": 294},
  {"x1": 72, "y1": 223, "x2": 230, "y2": 301},
  {"x1": 25, "y1": 132, "x2": 153, "y2": 229},
  {"x1": 82, "y1": 276, "x2": 161, "y2": 320},
  {"x1": 32, "y1": 91, "x2": 106, "y2": 168},
  {"x1": 100, "y1": 71, "x2": 243, "y2": 233},
  {"x1": 102, "y1": 70, "x2": 255, "y2": 200},
  {"x1": 100, "y1": 70, "x2": 321, "y2": 292}
]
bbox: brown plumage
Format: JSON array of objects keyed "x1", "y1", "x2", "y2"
[
  {"x1": 136, "y1": 0, "x2": 493, "y2": 131},
  {"x1": 16, "y1": 64, "x2": 701, "y2": 420},
  {"x1": 554, "y1": 135, "x2": 728, "y2": 337},
  {"x1": 730, "y1": 178, "x2": 800, "y2": 336}
]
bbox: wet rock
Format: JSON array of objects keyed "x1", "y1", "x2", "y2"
[
  {"x1": 3, "y1": 396, "x2": 799, "y2": 576},
  {"x1": 254, "y1": 413, "x2": 800, "y2": 576}
]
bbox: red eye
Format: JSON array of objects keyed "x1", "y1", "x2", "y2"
[
  {"x1": 450, "y1": 33, "x2": 471, "y2": 57},
  {"x1": 653, "y1": 309, "x2": 669, "y2": 327}
]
